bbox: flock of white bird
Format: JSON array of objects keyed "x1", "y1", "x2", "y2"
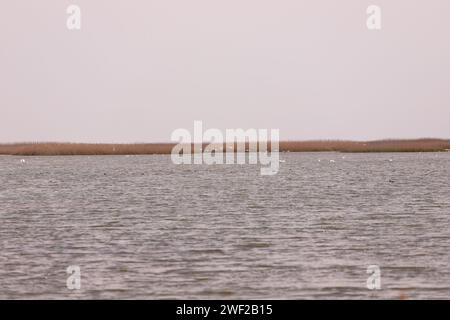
[{"x1": 17, "y1": 157, "x2": 397, "y2": 165}]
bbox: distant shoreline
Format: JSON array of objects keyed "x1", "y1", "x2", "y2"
[{"x1": 1, "y1": 139, "x2": 450, "y2": 155}]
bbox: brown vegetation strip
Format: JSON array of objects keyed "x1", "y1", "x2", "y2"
[{"x1": 0, "y1": 139, "x2": 450, "y2": 156}]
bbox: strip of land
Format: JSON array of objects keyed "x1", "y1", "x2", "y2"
[{"x1": 1, "y1": 139, "x2": 450, "y2": 155}]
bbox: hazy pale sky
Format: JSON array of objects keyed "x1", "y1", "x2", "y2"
[{"x1": 1, "y1": 0, "x2": 449, "y2": 142}]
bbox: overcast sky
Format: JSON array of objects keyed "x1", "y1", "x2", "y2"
[{"x1": 1, "y1": 0, "x2": 449, "y2": 142}]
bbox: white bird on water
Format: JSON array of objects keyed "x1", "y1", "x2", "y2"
[{"x1": 20, "y1": 159, "x2": 26, "y2": 164}]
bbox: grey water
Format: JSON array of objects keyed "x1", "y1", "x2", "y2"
[{"x1": 0, "y1": 153, "x2": 449, "y2": 299}]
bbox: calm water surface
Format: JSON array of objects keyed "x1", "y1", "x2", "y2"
[{"x1": 0, "y1": 153, "x2": 449, "y2": 299}]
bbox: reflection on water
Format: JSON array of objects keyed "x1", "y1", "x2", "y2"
[{"x1": 0, "y1": 153, "x2": 449, "y2": 299}]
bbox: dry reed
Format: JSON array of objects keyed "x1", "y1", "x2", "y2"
[{"x1": 0, "y1": 139, "x2": 449, "y2": 156}]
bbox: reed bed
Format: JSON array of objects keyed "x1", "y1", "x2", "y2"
[
  {"x1": 280, "y1": 139, "x2": 450, "y2": 153},
  {"x1": 0, "y1": 139, "x2": 449, "y2": 156}
]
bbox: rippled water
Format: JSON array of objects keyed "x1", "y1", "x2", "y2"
[{"x1": 0, "y1": 153, "x2": 449, "y2": 299}]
